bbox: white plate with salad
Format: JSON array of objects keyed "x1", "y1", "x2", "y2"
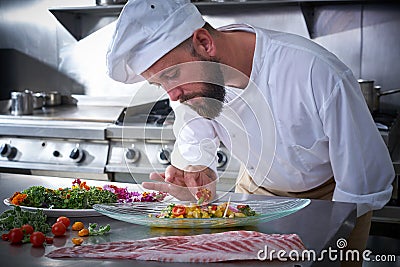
[
  {"x1": 3, "y1": 198, "x2": 100, "y2": 217},
  {"x1": 3, "y1": 179, "x2": 170, "y2": 217}
]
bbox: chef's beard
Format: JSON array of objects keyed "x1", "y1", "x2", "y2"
[
  {"x1": 179, "y1": 55, "x2": 226, "y2": 120},
  {"x1": 180, "y1": 82, "x2": 225, "y2": 120}
]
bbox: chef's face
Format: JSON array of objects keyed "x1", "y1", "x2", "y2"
[{"x1": 142, "y1": 46, "x2": 226, "y2": 119}]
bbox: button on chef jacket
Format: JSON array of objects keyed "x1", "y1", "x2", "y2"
[{"x1": 170, "y1": 24, "x2": 394, "y2": 217}]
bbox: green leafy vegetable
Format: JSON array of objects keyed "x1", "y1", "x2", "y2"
[
  {"x1": 237, "y1": 205, "x2": 257, "y2": 216},
  {"x1": 19, "y1": 185, "x2": 117, "y2": 209},
  {"x1": 88, "y1": 223, "x2": 111, "y2": 236},
  {"x1": 0, "y1": 206, "x2": 51, "y2": 233}
]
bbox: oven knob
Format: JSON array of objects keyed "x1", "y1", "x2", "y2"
[
  {"x1": 157, "y1": 148, "x2": 172, "y2": 165},
  {"x1": 0, "y1": 144, "x2": 17, "y2": 159},
  {"x1": 0, "y1": 144, "x2": 11, "y2": 157},
  {"x1": 69, "y1": 147, "x2": 85, "y2": 163},
  {"x1": 125, "y1": 148, "x2": 140, "y2": 163},
  {"x1": 216, "y1": 149, "x2": 228, "y2": 168}
]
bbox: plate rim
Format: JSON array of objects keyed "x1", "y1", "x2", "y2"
[
  {"x1": 93, "y1": 198, "x2": 311, "y2": 228},
  {"x1": 3, "y1": 198, "x2": 100, "y2": 217}
]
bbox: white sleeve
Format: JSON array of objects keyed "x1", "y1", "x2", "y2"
[
  {"x1": 170, "y1": 102, "x2": 219, "y2": 176},
  {"x1": 320, "y1": 71, "x2": 394, "y2": 217}
]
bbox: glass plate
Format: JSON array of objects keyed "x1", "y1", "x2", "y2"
[
  {"x1": 3, "y1": 198, "x2": 101, "y2": 217},
  {"x1": 93, "y1": 198, "x2": 311, "y2": 228}
]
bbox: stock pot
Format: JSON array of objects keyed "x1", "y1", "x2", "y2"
[
  {"x1": 10, "y1": 90, "x2": 33, "y2": 115},
  {"x1": 42, "y1": 91, "x2": 62, "y2": 107},
  {"x1": 358, "y1": 79, "x2": 400, "y2": 112}
]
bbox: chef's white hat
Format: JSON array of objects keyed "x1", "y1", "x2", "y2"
[{"x1": 106, "y1": 0, "x2": 205, "y2": 84}]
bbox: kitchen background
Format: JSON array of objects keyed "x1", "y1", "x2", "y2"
[
  {"x1": 0, "y1": 0, "x2": 400, "y2": 105},
  {"x1": 0, "y1": 0, "x2": 400, "y2": 260}
]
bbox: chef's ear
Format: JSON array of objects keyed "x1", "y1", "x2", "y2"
[{"x1": 191, "y1": 28, "x2": 216, "y2": 58}]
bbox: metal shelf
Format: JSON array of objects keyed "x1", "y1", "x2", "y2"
[{"x1": 49, "y1": 0, "x2": 393, "y2": 40}]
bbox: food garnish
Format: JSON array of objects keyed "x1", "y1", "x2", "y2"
[
  {"x1": 72, "y1": 237, "x2": 84, "y2": 246},
  {"x1": 88, "y1": 223, "x2": 111, "y2": 236},
  {"x1": 8, "y1": 179, "x2": 168, "y2": 209},
  {"x1": 156, "y1": 202, "x2": 258, "y2": 219},
  {"x1": 71, "y1": 221, "x2": 84, "y2": 231},
  {"x1": 51, "y1": 222, "x2": 67, "y2": 237},
  {"x1": 0, "y1": 206, "x2": 50, "y2": 233},
  {"x1": 30, "y1": 231, "x2": 46, "y2": 247},
  {"x1": 56, "y1": 216, "x2": 70, "y2": 228},
  {"x1": 195, "y1": 188, "x2": 212, "y2": 205},
  {"x1": 77, "y1": 223, "x2": 110, "y2": 236},
  {"x1": 8, "y1": 228, "x2": 24, "y2": 244},
  {"x1": 78, "y1": 228, "x2": 89, "y2": 237}
]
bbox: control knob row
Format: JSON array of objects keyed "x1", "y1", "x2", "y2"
[
  {"x1": 158, "y1": 147, "x2": 172, "y2": 165},
  {"x1": 52, "y1": 148, "x2": 86, "y2": 164},
  {"x1": 125, "y1": 148, "x2": 140, "y2": 163},
  {"x1": 69, "y1": 147, "x2": 86, "y2": 163},
  {"x1": 156, "y1": 148, "x2": 228, "y2": 167}
]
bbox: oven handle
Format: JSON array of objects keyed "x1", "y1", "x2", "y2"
[{"x1": 0, "y1": 161, "x2": 105, "y2": 173}]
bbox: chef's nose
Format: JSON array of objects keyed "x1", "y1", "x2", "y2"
[{"x1": 166, "y1": 87, "x2": 183, "y2": 102}]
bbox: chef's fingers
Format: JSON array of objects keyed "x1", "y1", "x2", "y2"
[
  {"x1": 164, "y1": 165, "x2": 186, "y2": 186},
  {"x1": 183, "y1": 166, "x2": 218, "y2": 203},
  {"x1": 142, "y1": 181, "x2": 167, "y2": 192},
  {"x1": 141, "y1": 182, "x2": 196, "y2": 201},
  {"x1": 184, "y1": 166, "x2": 217, "y2": 187},
  {"x1": 149, "y1": 172, "x2": 165, "y2": 182}
]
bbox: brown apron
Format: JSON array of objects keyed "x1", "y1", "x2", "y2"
[
  {"x1": 235, "y1": 164, "x2": 335, "y2": 200},
  {"x1": 235, "y1": 164, "x2": 372, "y2": 267}
]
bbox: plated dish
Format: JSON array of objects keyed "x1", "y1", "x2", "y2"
[
  {"x1": 4, "y1": 179, "x2": 170, "y2": 217},
  {"x1": 93, "y1": 198, "x2": 311, "y2": 228},
  {"x1": 3, "y1": 198, "x2": 100, "y2": 217}
]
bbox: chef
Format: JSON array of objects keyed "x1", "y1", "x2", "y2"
[{"x1": 106, "y1": 0, "x2": 394, "y2": 265}]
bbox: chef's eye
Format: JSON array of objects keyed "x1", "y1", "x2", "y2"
[
  {"x1": 165, "y1": 69, "x2": 179, "y2": 80},
  {"x1": 149, "y1": 82, "x2": 161, "y2": 88}
]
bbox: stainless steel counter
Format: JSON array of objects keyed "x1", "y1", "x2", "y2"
[{"x1": 0, "y1": 173, "x2": 356, "y2": 267}]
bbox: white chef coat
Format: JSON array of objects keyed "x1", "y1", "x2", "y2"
[{"x1": 170, "y1": 24, "x2": 394, "y2": 217}]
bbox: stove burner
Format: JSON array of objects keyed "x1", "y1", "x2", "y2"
[{"x1": 116, "y1": 99, "x2": 174, "y2": 126}]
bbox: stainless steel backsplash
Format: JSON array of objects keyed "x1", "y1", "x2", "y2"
[{"x1": 0, "y1": 0, "x2": 399, "y2": 108}]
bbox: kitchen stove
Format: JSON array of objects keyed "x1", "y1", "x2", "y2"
[
  {"x1": 0, "y1": 96, "x2": 240, "y2": 191},
  {"x1": 0, "y1": 95, "x2": 399, "y2": 194},
  {"x1": 0, "y1": 102, "x2": 116, "y2": 180},
  {"x1": 106, "y1": 98, "x2": 240, "y2": 191}
]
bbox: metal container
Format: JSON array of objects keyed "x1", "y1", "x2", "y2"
[
  {"x1": 10, "y1": 90, "x2": 33, "y2": 115},
  {"x1": 42, "y1": 91, "x2": 61, "y2": 107},
  {"x1": 32, "y1": 93, "x2": 44, "y2": 109},
  {"x1": 358, "y1": 79, "x2": 375, "y2": 112},
  {"x1": 0, "y1": 99, "x2": 11, "y2": 114},
  {"x1": 358, "y1": 79, "x2": 400, "y2": 112}
]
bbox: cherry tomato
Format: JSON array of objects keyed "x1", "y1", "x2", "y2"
[
  {"x1": 8, "y1": 228, "x2": 24, "y2": 244},
  {"x1": 172, "y1": 205, "x2": 186, "y2": 217},
  {"x1": 78, "y1": 228, "x2": 89, "y2": 237},
  {"x1": 71, "y1": 221, "x2": 84, "y2": 231},
  {"x1": 1, "y1": 234, "x2": 8, "y2": 241},
  {"x1": 56, "y1": 216, "x2": 70, "y2": 228},
  {"x1": 45, "y1": 236, "x2": 54, "y2": 244},
  {"x1": 71, "y1": 237, "x2": 84, "y2": 246},
  {"x1": 30, "y1": 232, "x2": 46, "y2": 247},
  {"x1": 21, "y1": 224, "x2": 34, "y2": 235},
  {"x1": 51, "y1": 222, "x2": 66, "y2": 237}
]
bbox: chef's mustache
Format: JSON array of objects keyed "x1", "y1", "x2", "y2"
[{"x1": 179, "y1": 83, "x2": 226, "y2": 120}]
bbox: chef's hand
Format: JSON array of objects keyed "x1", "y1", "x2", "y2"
[{"x1": 142, "y1": 165, "x2": 217, "y2": 202}]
